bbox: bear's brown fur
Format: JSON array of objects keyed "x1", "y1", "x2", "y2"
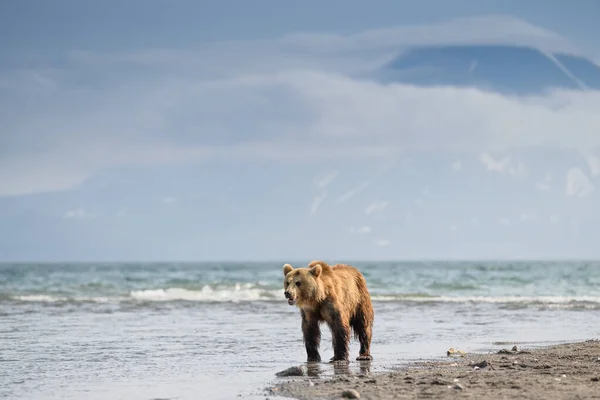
[{"x1": 282, "y1": 260, "x2": 374, "y2": 363}]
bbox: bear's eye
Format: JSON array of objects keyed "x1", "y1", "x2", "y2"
[{"x1": 295, "y1": 281, "x2": 301, "y2": 287}]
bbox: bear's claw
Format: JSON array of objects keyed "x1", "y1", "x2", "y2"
[{"x1": 356, "y1": 355, "x2": 373, "y2": 361}]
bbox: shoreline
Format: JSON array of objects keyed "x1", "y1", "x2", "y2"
[{"x1": 266, "y1": 339, "x2": 600, "y2": 400}]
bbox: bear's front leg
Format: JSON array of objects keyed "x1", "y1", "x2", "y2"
[
  {"x1": 301, "y1": 310, "x2": 321, "y2": 362},
  {"x1": 329, "y1": 316, "x2": 350, "y2": 362}
]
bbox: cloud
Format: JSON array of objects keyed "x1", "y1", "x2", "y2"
[
  {"x1": 519, "y1": 211, "x2": 542, "y2": 222},
  {"x1": 284, "y1": 15, "x2": 577, "y2": 54},
  {"x1": 64, "y1": 208, "x2": 94, "y2": 220},
  {"x1": 365, "y1": 201, "x2": 389, "y2": 215},
  {"x1": 350, "y1": 226, "x2": 372, "y2": 234},
  {"x1": 269, "y1": 72, "x2": 600, "y2": 153},
  {"x1": 309, "y1": 194, "x2": 326, "y2": 215},
  {"x1": 3, "y1": 15, "x2": 600, "y2": 198},
  {"x1": 0, "y1": 152, "x2": 95, "y2": 197},
  {"x1": 569, "y1": 218, "x2": 580, "y2": 228},
  {"x1": 0, "y1": 138, "x2": 207, "y2": 197},
  {"x1": 162, "y1": 197, "x2": 177, "y2": 204},
  {"x1": 536, "y1": 182, "x2": 552, "y2": 191},
  {"x1": 507, "y1": 161, "x2": 526, "y2": 176},
  {"x1": 451, "y1": 160, "x2": 462, "y2": 171},
  {"x1": 479, "y1": 152, "x2": 510, "y2": 172},
  {"x1": 585, "y1": 155, "x2": 600, "y2": 176},
  {"x1": 314, "y1": 171, "x2": 339, "y2": 189},
  {"x1": 336, "y1": 182, "x2": 370, "y2": 204},
  {"x1": 309, "y1": 172, "x2": 339, "y2": 215},
  {"x1": 373, "y1": 238, "x2": 390, "y2": 247},
  {"x1": 565, "y1": 168, "x2": 594, "y2": 197},
  {"x1": 468, "y1": 60, "x2": 478, "y2": 74},
  {"x1": 479, "y1": 153, "x2": 509, "y2": 172},
  {"x1": 478, "y1": 153, "x2": 526, "y2": 175},
  {"x1": 334, "y1": 160, "x2": 397, "y2": 204},
  {"x1": 499, "y1": 217, "x2": 511, "y2": 226},
  {"x1": 536, "y1": 173, "x2": 553, "y2": 191},
  {"x1": 65, "y1": 15, "x2": 579, "y2": 76}
]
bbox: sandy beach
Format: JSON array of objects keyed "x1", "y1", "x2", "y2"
[{"x1": 268, "y1": 340, "x2": 600, "y2": 400}]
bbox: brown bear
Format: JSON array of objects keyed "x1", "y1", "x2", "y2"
[{"x1": 282, "y1": 260, "x2": 374, "y2": 363}]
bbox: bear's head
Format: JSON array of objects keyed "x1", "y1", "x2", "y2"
[{"x1": 282, "y1": 262, "x2": 323, "y2": 307}]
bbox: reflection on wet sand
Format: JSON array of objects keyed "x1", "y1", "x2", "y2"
[
  {"x1": 358, "y1": 361, "x2": 371, "y2": 375},
  {"x1": 276, "y1": 360, "x2": 372, "y2": 379},
  {"x1": 305, "y1": 360, "x2": 371, "y2": 377},
  {"x1": 332, "y1": 361, "x2": 350, "y2": 376},
  {"x1": 306, "y1": 361, "x2": 322, "y2": 377}
]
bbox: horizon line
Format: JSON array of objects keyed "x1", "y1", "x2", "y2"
[{"x1": 1, "y1": 258, "x2": 599, "y2": 265}]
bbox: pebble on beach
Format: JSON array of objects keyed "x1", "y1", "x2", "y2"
[
  {"x1": 275, "y1": 366, "x2": 304, "y2": 377},
  {"x1": 341, "y1": 389, "x2": 361, "y2": 398}
]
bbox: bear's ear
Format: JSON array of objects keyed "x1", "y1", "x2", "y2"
[
  {"x1": 283, "y1": 263, "x2": 294, "y2": 276},
  {"x1": 309, "y1": 264, "x2": 322, "y2": 278}
]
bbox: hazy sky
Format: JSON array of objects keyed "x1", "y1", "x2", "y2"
[{"x1": 1, "y1": 0, "x2": 600, "y2": 261}]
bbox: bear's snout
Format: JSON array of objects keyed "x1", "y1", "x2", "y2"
[{"x1": 284, "y1": 291, "x2": 297, "y2": 305}]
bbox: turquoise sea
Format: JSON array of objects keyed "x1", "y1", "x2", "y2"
[{"x1": 2, "y1": 261, "x2": 599, "y2": 399}]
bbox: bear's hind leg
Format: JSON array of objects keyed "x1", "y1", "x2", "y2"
[
  {"x1": 351, "y1": 307, "x2": 374, "y2": 361},
  {"x1": 301, "y1": 310, "x2": 321, "y2": 362}
]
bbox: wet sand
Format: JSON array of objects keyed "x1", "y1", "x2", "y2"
[{"x1": 267, "y1": 340, "x2": 600, "y2": 400}]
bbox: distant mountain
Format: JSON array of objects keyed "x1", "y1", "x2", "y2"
[{"x1": 376, "y1": 44, "x2": 600, "y2": 95}]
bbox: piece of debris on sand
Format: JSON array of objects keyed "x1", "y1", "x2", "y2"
[{"x1": 447, "y1": 347, "x2": 466, "y2": 357}]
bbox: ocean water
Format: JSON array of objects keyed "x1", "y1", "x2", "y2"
[{"x1": 2, "y1": 260, "x2": 600, "y2": 400}]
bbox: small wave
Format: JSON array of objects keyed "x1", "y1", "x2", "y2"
[
  {"x1": 371, "y1": 294, "x2": 600, "y2": 306},
  {"x1": 13, "y1": 295, "x2": 69, "y2": 302},
  {"x1": 425, "y1": 282, "x2": 480, "y2": 291},
  {"x1": 11, "y1": 295, "x2": 124, "y2": 303},
  {"x1": 6, "y1": 284, "x2": 284, "y2": 304},
  {"x1": 130, "y1": 285, "x2": 282, "y2": 302},
  {"x1": 6, "y1": 289, "x2": 600, "y2": 309}
]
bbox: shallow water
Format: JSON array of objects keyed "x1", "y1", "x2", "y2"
[{"x1": 2, "y1": 261, "x2": 600, "y2": 399}]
